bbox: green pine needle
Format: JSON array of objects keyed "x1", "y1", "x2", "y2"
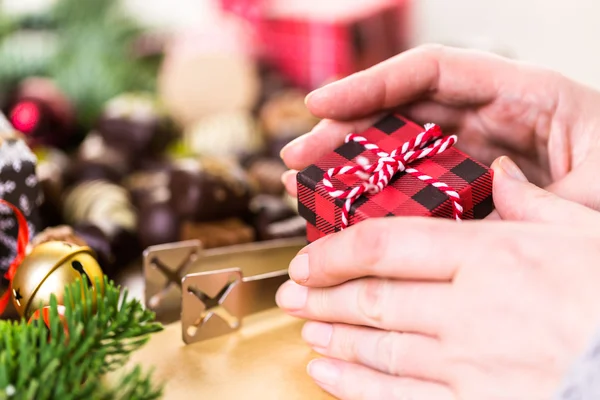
[{"x1": 0, "y1": 277, "x2": 164, "y2": 400}]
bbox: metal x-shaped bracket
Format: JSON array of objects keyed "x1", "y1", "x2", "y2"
[
  {"x1": 181, "y1": 266, "x2": 289, "y2": 344},
  {"x1": 143, "y1": 237, "x2": 306, "y2": 329},
  {"x1": 181, "y1": 269, "x2": 243, "y2": 343},
  {"x1": 144, "y1": 240, "x2": 201, "y2": 323}
]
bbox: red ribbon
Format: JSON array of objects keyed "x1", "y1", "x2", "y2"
[
  {"x1": 322, "y1": 124, "x2": 463, "y2": 229},
  {"x1": 0, "y1": 199, "x2": 29, "y2": 315}
]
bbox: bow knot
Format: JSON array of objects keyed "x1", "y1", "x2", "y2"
[{"x1": 322, "y1": 123, "x2": 463, "y2": 229}]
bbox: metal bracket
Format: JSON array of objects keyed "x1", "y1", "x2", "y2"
[
  {"x1": 143, "y1": 237, "x2": 305, "y2": 333},
  {"x1": 181, "y1": 265, "x2": 289, "y2": 344}
]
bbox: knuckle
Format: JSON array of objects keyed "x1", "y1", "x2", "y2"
[
  {"x1": 349, "y1": 219, "x2": 389, "y2": 272},
  {"x1": 373, "y1": 331, "x2": 400, "y2": 375},
  {"x1": 414, "y1": 43, "x2": 446, "y2": 56},
  {"x1": 372, "y1": 331, "x2": 413, "y2": 377},
  {"x1": 520, "y1": 187, "x2": 559, "y2": 221},
  {"x1": 357, "y1": 278, "x2": 390, "y2": 326},
  {"x1": 330, "y1": 325, "x2": 361, "y2": 360},
  {"x1": 528, "y1": 185, "x2": 556, "y2": 204},
  {"x1": 308, "y1": 288, "x2": 331, "y2": 318},
  {"x1": 386, "y1": 333, "x2": 414, "y2": 376}
]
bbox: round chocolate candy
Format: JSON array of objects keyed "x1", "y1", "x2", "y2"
[
  {"x1": 64, "y1": 133, "x2": 132, "y2": 187},
  {"x1": 35, "y1": 147, "x2": 70, "y2": 226},
  {"x1": 259, "y1": 89, "x2": 319, "y2": 140},
  {"x1": 73, "y1": 223, "x2": 114, "y2": 272},
  {"x1": 169, "y1": 157, "x2": 252, "y2": 222},
  {"x1": 183, "y1": 111, "x2": 263, "y2": 159},
  {"x1": 62, "y1": 179, "x2": 137, "y2": 237},
  {"x1": 246, "y1": 157, "x2": 287, "y2": 195},
  {"x1": 249, "y1": 194, "x2": 298, "y2": 241},
  {"x1": 137, "y1": 202, "x2": 180, "y2": 250},
  {"x1": 252, "y1": 61, "x2": 292, "y2": 114},
  {"x1": 30, "y1": 225, "x2": 88, "y2": 249},
  {"x1": 107, "y1": 227, "x2": 141, "y2": 272},
  {"x1": 123, "y1": 169, "x2": 171, "y2": 210},
  {"x1": 263, "y1": 215, "x2": 306, "y2": 240},
  {"x1": 97, "y1": 92, "x2": 178, "y2": 159}
]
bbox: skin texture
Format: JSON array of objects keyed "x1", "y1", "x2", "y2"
[
  {"x1": 280, "y1": 44, "x2": 600, "y2": 212},
  {"x1": 275, "y1": 45, "x2": 600, "y2": 399}
]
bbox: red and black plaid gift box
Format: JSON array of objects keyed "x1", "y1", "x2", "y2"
[
  {"x1": 296, "y1": 114, "x2": 495, "y2": 243},
  {"x1": 219, "y1": 0, "x2": 410, "y2": 90}
]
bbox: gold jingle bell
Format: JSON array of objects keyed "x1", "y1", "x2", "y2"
[{"x1": 11, "y1": 241, "x2": 105, "y2": 319}]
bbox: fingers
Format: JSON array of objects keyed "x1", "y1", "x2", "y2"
[
  {"x1": 307, "y1": 358, "x2": 455, "y2": 400},
  {"x1": 544, "y1": 158, "x2": 600, "y2": 213},
  {"x1": 279, "y1": 105, "x2": 465, "y2": 196},
  {"x1": 287, "y1": 217, "x2": 472, "y2": 287},
  {"x1": 282, "y1": 169, "x2": 297, "y2": 196},
  {"x1": 306, "y1": 44, "x2": 509, "y2": 121},
  {"x1": 492, "y1": 156, "x2": 600, "y2": 225},
  {"x1": 400, "y1": 100, "x2": 465, "y2": 133},
  {"x1": 302, "y1": 322, "x2": 446, "y2": 382},
  {"x1": 280, "y1": 115, "x2": 384, "y2": 171},
  {"x1": 276, "y1": 279, "x2": 449, "y2": 335}
]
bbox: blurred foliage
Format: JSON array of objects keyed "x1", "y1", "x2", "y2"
[{"x1": 0, "y1": 0, "x2": 160, "y2": 129}]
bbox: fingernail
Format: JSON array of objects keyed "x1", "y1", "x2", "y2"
[
  {"x1": 279, "y1": 134, "x2": 307, "y2": 160},
  {"x1": 276, "y1": 280, "x2": 308, "y2": 310},
  {"x1": 305, "y1": 91, "x2": 315, "y2": 105},
  {"x1": 499, "y1": 156, "x2": 528, "y2": 182},
  {"x1": 305, "y1": 86, "x2": 330, "y2": 105},
  {"x1": 289, "y1": 253, "x2": 310, "y2": 282},
  {"x1": 302, "y1": 321, "x2": 333, "y2": 348},
  {"x1": 281, "y1": 170, "x2": 296, "y2": 186},
  {"x1": 307, "y1": 359, "x2": 340, "y2": 386}
]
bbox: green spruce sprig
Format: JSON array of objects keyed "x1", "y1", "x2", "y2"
[{"x1": 0, "y1": 277, "x2": 164, "y2": 400}]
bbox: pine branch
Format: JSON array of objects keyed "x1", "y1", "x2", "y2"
[
  {"x1": 47, "y1": 0, "x2": 158, "y2": 128},
  {"x1": 0, "y1": 277, "x2": 164, "y2": 400}
]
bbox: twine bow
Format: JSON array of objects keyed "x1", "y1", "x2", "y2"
[
  {"x1": 322, "y1": 123, "x2": 463, "y2": 230},
  {"x1": 0, "y1": 199, "x2": 29, "y2": 315}
]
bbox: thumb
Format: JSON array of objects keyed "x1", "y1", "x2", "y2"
[{"x1": 491, "y1": 156, "x2": 600, "y2": 224}]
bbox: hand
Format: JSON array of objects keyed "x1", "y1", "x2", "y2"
[
  {"x1": 280, "y1": 44, "x2": 600, "y2": 212},
  {"x1": 276, "y1": 159, "x2": 600, "y2": 399}
]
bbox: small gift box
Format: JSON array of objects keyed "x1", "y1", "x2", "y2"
[{"x1": 296, "y1": 114, "x2": 494, "y2": 243}]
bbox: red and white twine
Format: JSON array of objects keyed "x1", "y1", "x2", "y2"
[{"x1": 322, "y1": 124, "x2": 463, "y2": 230}]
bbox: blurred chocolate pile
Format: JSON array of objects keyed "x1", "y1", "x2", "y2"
[{"x1": 30, "y1": 63, "x2": 317, "y2": 276}]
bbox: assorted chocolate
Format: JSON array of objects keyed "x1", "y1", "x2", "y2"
[
  {"x1": 179, "y1": 218, "x2": 255, "y2": 249},
  {"x1": 13, "y1": 66, "x2": 315, "y2": 280},
  {"x1": 97, "y1": 93, "x2": 177, "y2": 163},
  {"x1": 29, "y1": 225, "x2": 88, "y2": 248},
  {"x1": 182, "y1": 112, "x2": 264, "y2": 159},
  {"x1": 168, "y1": 157, "x2": 253, "y2": 222}
]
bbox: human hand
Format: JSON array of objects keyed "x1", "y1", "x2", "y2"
[
  {"x1": 281, "y1": 45, "x2": 600, "y2": 211},
  {"x1": 276, "y1": 158, "x2": 600, "y2": 399}
]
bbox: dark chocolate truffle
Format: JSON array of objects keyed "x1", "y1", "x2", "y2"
[
  {"x1": 169, "y1": 157, "x2": 252, "y2": 222},
  {"x1": 137, "y1": 202, "x2": 180, "y2": 250},
  {"x1": 97, "y1": 93, "x2": 177, "y2": 159}
]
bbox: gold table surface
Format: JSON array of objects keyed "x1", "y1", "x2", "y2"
[{"x1": 119, "y1": 307, "x2": 334, "y2": 400}]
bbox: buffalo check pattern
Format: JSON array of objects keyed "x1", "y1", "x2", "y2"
[{"x1": 297, "y1": 114, "x2": 495, "y2": 243}]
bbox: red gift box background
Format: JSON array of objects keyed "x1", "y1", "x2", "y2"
[
  {"x1": 220, "y1": 0, "x2": 412, "y2": 90},
  {"x1": 296, "y1": 115, "x2": 495, "y2": 243}
]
